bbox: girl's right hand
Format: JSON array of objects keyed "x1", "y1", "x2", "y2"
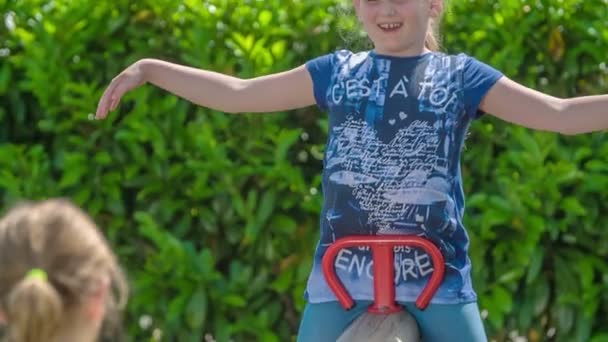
[{"x1": 95, "y1": 60, "x2": 147, "y2": 119}]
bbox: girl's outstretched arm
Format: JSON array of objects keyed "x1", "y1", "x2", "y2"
[
  {"x1": 480, "y1": 77, "x2": 608, "y2": 135},
  {"x1": 95, "y1": 59, "x2": 315, "y2": 119}
]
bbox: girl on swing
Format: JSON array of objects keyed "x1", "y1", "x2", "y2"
[{"x1": 95, "y1": 0, "x2": 608, "y2": 340}]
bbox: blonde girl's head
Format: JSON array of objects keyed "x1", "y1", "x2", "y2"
[{"x1": 0, "y1": 198, "x2": 128, "y2": 342}]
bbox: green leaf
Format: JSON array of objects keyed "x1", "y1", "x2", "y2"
[
  {"x1": 186, "y1": 289, "x2": 208, "y2": 330},
  {"x1": 274, "y1": 129, "x2": 301, "y2": 164},
  {"x1": 555, "y1": 305, "x2": 575, "y2": 335},
  {"x1": 0, "y1": 64, "x2": 12, "y2": 93},
  {"x1": 492, "y1": 285, "x2": 513, "y2": 313},
  {"x1": 526, "y1": 247, "x2": 544, "y2": 285},
  {"x1": 271, "y1": 40, "x2": 287, "y2": 58},
  {"x1": 260, "y1": 331, "x2": 280, "y2": 342},
  {"x1": 497, "y1": 269, "x2": 522, "y2": 284},
  {"x1": 231, "y1": 32, "x2": 255, "y2": 52},
  {"x1": 270, "y1": 267, "x2": 294, "y2": 293},
  {"x1": 561, "y1": 197, "x2": 587, "y2": 216},
  {"x1": 258, "y1": 10, "x2": 273, "y2": 28},
  {"x1": 532, "y1": 277, "x2": 550, "y2": 316},
  {"x1": 167, "y1": 294, "x2": 188, "y2": 326},
  {"x1": 271, "y1": 215, "x2": 297, "y2": 234},
  {"x1": 590, "y1": 334, "x2": 608, "y2": 342},
  {"x1": 256, "y1": 190, "x2": 276, "y2": 227},
  {"x1": 223, "y1": 294, "x2": 247, "y2": 307}
]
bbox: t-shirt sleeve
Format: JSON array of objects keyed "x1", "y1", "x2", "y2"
[
  {"x1": 305, "y1": 53, "x2": 335, "y2": 111},
  {"x1": 462, "y1": 54, "x2": 504, "y2": 120}
]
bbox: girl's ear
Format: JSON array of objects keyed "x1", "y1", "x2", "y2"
[
  {"x1": 0, "y1": 309, "x2": 6, "y2": 324},
  {"x1": 85, "y1": 279, "x2": 109, "y2": 322},
  {"x1": 429, "y1": 0, "x2": 444, "y2": 18}
]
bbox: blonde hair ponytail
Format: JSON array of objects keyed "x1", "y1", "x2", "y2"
[
  {"x1": 5, "y1": 277, "x2": 63, "y2": 342},
  {"x1": 425, "y1": 19, "x2": 441, "y2": 51}
]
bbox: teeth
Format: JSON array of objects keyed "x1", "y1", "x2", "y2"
[{"x1": 379, "y1": 23, "x2": 401, "y2": 29}]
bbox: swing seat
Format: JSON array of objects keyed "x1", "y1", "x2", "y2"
[
  {"x1": 322, "y1": 236, "x2": 446, "y2": 342},
  {"x1": 337, "y1": 310, "x2": 420, "y2": 342}
]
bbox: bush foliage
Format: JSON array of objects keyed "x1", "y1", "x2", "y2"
[{"x1": 1, "y1": 0, "x2": 608, "y2": 341}]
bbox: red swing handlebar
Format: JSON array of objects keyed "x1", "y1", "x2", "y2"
[{"x1": 321, "y1": 236, "x2": 445, "y2": 314}]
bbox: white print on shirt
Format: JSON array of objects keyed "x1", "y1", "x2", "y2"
[
  {"x1": 417, "y1": 55, "x2": 465, "y2": 118},
  {"x1": 330, "y1": 75, "x2": 410, "y2": 104},
  {"x1": 334, "y1": 247, "x2": 435, "y2": 282},
  {"x1": 326, "y1": 118, "x2": 452, "y2": 232}
]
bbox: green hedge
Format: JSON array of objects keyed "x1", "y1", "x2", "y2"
[{"x1": 1, "y1": 0, "x2": 607, "y2": 341}]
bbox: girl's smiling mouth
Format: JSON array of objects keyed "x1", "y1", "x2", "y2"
[{"x1": 378, "y1": 23, "x2": 403, "y2": 32}]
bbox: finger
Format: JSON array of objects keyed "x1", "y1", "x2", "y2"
[
  {"x1": 95, "y1": 96, "x2": 109, "y2": 119},
  {"x1": 104, "y1": 80, "x2": 122, "y2": 112},
  {"x1": 96, "y1": 76, "x2": 122, "y2": 119},
  {"x1": 95, "y1": 91, "x2": 109, "y2": 119},
  {"x1": 109, "y1": 85, "x2": 126, "y2": 111},
  {"x1": 96, "y1": 89, "x2": 114, "y2": 119},
  {"x1": 110, "y1": 97, "x2": 119, "y2": 112}
]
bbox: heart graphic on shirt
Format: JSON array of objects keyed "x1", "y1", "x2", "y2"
[
  {"x1": 399, "y1": 112, "x2": 408, "y2": 120},
  {"x1": 389, "y1": 119, "x2": 396, "y2": 125}
]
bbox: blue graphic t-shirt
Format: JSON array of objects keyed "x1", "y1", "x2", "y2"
[{"x1": 304, "y1": 50, "x2": 503, "y2": 304}]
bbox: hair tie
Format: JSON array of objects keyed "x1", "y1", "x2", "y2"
[{"x1": 26, "y1": 268, "x2": 48, "y2": 282}]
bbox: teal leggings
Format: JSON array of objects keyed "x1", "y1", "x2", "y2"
[{"x1": 297, "y1": 300, "x2": 488, "y2": 342}]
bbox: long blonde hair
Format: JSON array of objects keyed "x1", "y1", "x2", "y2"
[
  {"x1": 0, "y1": 199, "x2": 128, "y2": 342},
  {"x1": 425, "y1": 18, "x2": 441, "y2": 51}
]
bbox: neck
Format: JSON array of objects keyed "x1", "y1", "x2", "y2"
[
  {"x1": 51, "y1": 314, "x2": 99, "y2": 342},
  {"x1": 373, "y1": 42, "x2": 431, "y2": 57},
  {"x1": 53, "y1": 329, "x2": 96, "y2": 342}
]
